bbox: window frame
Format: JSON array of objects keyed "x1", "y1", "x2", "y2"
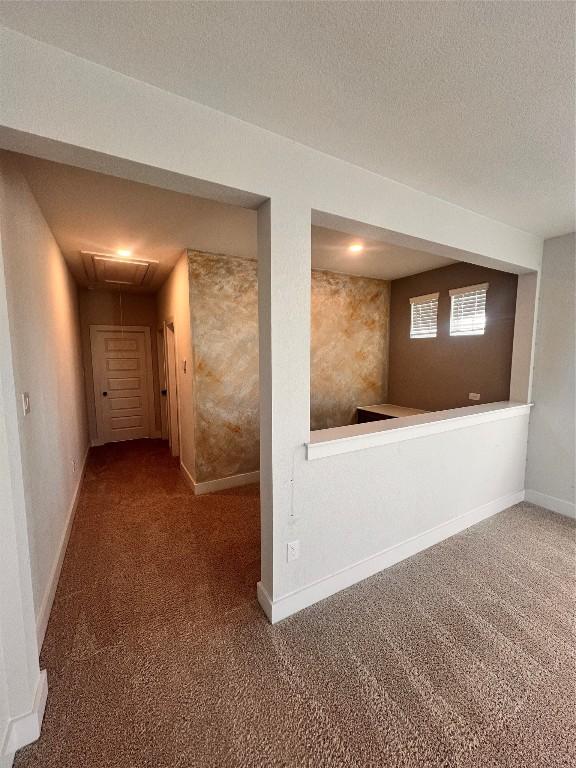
[
  {"x1": 409, "y1": 292, "x2": 439, "y2": 339},
  {"x1": 449, "y1": 282, "x2": 489, "y2": 337}
]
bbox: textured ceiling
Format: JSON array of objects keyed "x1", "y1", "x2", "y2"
[
  {"x1": 0, "y1": 3, "x2": 573, "y2": 238},
  {"x1": 18, "y1": 154, "x2": 452, "y2": 291}
]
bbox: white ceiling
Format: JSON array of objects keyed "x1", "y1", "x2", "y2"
[
  {"x1": 17, "y1": 154, "x2": 454, "y2": 291},
  {"x1": 0, "y1": 2, "x2": 573, "y2": 239}
]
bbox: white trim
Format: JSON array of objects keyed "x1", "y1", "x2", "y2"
[
  {"x1": 194, "y1": 470, "x2": 260, "y2": 495},
  {"x1": 307, "y1": 401, "x2": 532, "y2": 460},
  {"x1": 36, "y1": 446, "x2": 89, "y2": 649},
  {"x1": 258, "y1": 489, "x2": 525, "y2": 624},
  {"x1": 179, "y1": 460, "x2": 196, "y2": 491},
  {"x1": 409, "y1": 292, "x2": 439, "y2": 304},
  {"x1": 180, "y1": 462, "x2": 260, "y2": 495},
  {"x1": 1, "y1": 670, "x2": 48, "y2": 756},
  {"x1": 449, "y1": 282, "x2": 489, "y2": 296},
  {"x1": 525, "y1": 489, "x2": 576, "y2": 519}
]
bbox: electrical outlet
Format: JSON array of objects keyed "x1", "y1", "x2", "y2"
[
  {"x1": 72, "y1": 458, "x2": 77, "y2": 474},
  {"x1": 468, "y1": 393, "x2": 481, "y2": 401},
  {"x1": 21, "y1": 392, "x2": 31, "y2": 416},
  {"x1": 287, "y1": 540, "x2": 300, "y2": 562}
]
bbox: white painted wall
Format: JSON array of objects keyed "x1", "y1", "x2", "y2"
[
  {"x1": 156, "y1": 252, "x2": 195, "y2": 481},
  {"x1": 0, "y1": 152, "x2": 88, "y2": 636},
  {"x1": 526, "y1": 234, "x2": 575, "y2": 518},
  {"x1": 0, "y1": 26, "x2": 544, "y2": 632}
]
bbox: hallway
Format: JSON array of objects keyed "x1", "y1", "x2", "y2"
[
  {"x1": 14, "y1": 440, "x2": 575, "y2": 768},
  {"x1": 15, "y1": 439, "x2": 262, "y2": 767}
]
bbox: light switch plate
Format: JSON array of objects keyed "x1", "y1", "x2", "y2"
[{"x1": 21, "y1": 392, "x2": 31, "y2": 415}]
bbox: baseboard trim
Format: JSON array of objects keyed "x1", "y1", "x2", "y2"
[
  {"x1": 1, "y1": 670, "x2": 48, "y2": 757},
  {"x1": 179, "y1": 461, "x2": 196, "y2": 491},
  {"x1": 180, "y1": 464, "x2": 259, "y2": 496},
  {"x1": 525, "y1": 489, "x2": 575, "y2": 519},
  {"x1": 258, "y1": 489, "x2": 525, "y2": 624},
  {"x1": 36, "y1": 446, "x2": 89, "y2": 649}
]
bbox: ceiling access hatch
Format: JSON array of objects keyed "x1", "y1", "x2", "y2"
[{"x1": 81, "y1": 251, "x2": 158, "y2": 288}]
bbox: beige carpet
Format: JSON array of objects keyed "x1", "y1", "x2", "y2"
[{"x1": 15, "y1": 440, "x2": 576, "y2": 767}]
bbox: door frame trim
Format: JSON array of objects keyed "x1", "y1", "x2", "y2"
[
  {"x1": 163, "y1": 318, "x2": 181, "y2": 458},
  {"x1": 89, "y1": 324, "x2": 155, "y2": 444}
]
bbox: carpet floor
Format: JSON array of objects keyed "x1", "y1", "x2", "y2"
[{"x1": 14, "y1": 439, "x2": 575, "y2": 768}]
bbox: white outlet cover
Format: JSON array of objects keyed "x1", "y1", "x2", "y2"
[
  {"x1": 287, "y1": 540, "x2": 300, "y2": 562},
  {"x1": 468, "y1": 393, "x2": 481, "y2": 401},
  {"x1": 21, "y1": 392, "x2": 31, "y2": 415}
]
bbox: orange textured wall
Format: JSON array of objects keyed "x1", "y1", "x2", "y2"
[{"x1": 188, "y1": 252, "x2": 390, "y2": 481}]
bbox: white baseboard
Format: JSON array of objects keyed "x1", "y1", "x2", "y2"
[
  {"x1": 1, "y1": 670, "x2": 48, "y2": 757},
  {"x1": 36, "y1": 446, "x2": 89, "y2": 649},
  {"x1": 179, "y1": 461, "x2": 196, "y2": 491},
  {"x1": 525, "y1": 489, "x2": 576, "y2": 519},
  {"x1": 180, "y1": 463, "x2": 259, "y2": 495},
  {"x1": 258, "y1": 489, "x2": 525, "y2": 624}
]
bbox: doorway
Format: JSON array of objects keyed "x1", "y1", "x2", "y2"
[
  {"x1": 164, "y1": 320, "x2": 180, "y2": 457},
  {"x1": 90, "y1": 324, "x2": 155, "y2": 444}
]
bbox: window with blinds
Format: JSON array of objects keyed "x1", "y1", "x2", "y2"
[
  {"x1": 410, "y1": 292, "x2": 439, "y2": 338},
  {"x1": 449, "y1": 283, "x2": 489, "y2": 336}
]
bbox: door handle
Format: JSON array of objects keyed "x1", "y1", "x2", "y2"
[{"x1": 102, "y1": 391, "x2": 108, "y2": 397}]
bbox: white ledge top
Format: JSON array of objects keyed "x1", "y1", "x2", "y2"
[{"x1": 306, "y1": 401, "x2": 532, "y2": 460}]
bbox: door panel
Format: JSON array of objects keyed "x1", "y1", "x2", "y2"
[{"x1": 91, "y1": 328, "x2": 152, "y2": 443}]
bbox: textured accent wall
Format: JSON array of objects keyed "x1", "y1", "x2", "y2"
[
  {"x1": 310, "y1": 271, "x2": 390, "y2": 430},
  {"x1": 189, "y1": 252, "x2": 259, "y2": 483},
  {"x1": 188, "y1": 252, "x2": 390, "y2": 482}
]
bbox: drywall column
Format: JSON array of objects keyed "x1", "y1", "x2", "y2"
[
  {"x1": 510, "y1": 271, "x2": 539, "y2": 403},
  {"x1": 257, "y1": 199, "x2": 311, "y2": 602},
  {"x1": 0, "y1": 237, "x2": 45, "y2": 762}
]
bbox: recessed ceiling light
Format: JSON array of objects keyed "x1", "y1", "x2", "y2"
[
  {"x1": 349, "y1": 243, "x2": 364, "y2": 253},
  {"x1": 116, "y1": 248, "x2": 132, "y2": 258}
]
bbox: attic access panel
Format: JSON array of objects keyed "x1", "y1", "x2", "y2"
[{"x1": 81, "y1": 251, "x2": 158, "y2": 288}]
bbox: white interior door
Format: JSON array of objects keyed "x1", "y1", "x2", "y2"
[{"x1": 91, "y1": 326, "x2": 153, "y2": 444}]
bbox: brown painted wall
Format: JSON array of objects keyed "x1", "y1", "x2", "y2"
[
  {"x1": 79, "y1": 290, "x2": 161, "y2": 443},
  {"x1": 188, "y1": 252, "x2": 390, "y2": 481},
  {"x1": 388, "y1": 263, "x2": 518, "y2": 411}
]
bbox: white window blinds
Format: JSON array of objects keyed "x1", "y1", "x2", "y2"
[
  {"x1": 449, "y1": 283, "x2": 488, "y2": 336},
  {"x1": 410, "y1": 293, "x2": 439, "y2": 338}
]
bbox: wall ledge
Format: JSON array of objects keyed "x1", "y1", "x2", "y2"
[{"x1": 307, "y1": 401, "x2": 532, "y2": 460}]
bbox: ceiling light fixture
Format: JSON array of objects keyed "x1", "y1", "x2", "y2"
[
  {"x1": 349, "y1": 243, "x2": 364, "y2": 253},
  {"x1": 116, "y1": 248, "x2": 132, "y2": 257}
]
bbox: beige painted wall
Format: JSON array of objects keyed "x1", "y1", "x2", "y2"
[
  {"x1": 156, "y1": 252, "x2": 196, "y2": 478},
  {"x1": 187, "y1": 252, "x2": 390, "y2": 482},
  {"x1": 78, "y1": 290, "x2": 161, "y2": 444},
  {"x1": 0, "y1": 152, "x2": 88, "y2": 622}
]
